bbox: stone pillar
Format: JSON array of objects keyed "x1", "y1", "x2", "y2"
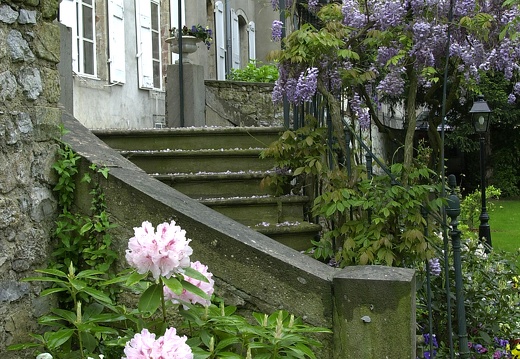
[
  {"x1": 333, "y1": 265, "x2": 416, "y2": 359},
  {"x1": 166, "y1": 64, "x2": 205, "y2": 127}
]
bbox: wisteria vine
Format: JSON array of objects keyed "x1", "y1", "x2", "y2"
[{"x1": 271, "y1": 0, "x2": 520, "y2": 128}]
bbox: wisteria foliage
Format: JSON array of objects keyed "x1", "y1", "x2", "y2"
[{"x1": 272, "y1": 0, "x2": 520, "y2": 127}]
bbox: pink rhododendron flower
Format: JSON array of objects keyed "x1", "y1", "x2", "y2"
[
  {"x1": 126, "y1": 221, "x2": 193, "y2": 280},
  {"x1": 123, "y1": 328, "x2": 192, "y2": 359},
  {"x1": 164, "y1": 261, "x2": 215, "y2": 308},
  {"x1": 122, "y1": 328, "x2": 156, "y2": 359},
  {"x1": 155, "y1": 328, "x2": 193, "y2": 359}
]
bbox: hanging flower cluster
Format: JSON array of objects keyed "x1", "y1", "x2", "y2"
[
  {"x1": 272, "y1": 65, "x2": 320, "y2": 104},
  {"x1": 123, "y1": 328, "x2": 193, "y2": 359},
  {"x1": 272, "y1": 20, "x2": 284, "y2": 41},
  {"x1": 123, "y1": 221, "x2": 218, "y2": 359},
  {"x1": 164, "y1": 260, "x2": 215, "y2": 308},
  {"x1": 125, "y1": 220, "x2": 193, "y2": 280}
]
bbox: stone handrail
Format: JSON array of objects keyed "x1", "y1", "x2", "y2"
[{"x1": 62, "y1": 112, "x2": 416, "y2": 359}]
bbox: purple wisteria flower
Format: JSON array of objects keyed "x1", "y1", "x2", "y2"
[
  {"x1": 376, "y1": 68, "x2": 405, "y2": 98},
  {"x1": 350, "y1": 93, "x2": 370, "y2": 130},
  {"x1": 295, "y1": 67, "x2": 319, "y2": 103},
  {"x1": 428, "y1": 258, "x2": 441, "y2": 276},
  {"x1": 373, "y1": 0, "x2": 405, "y2": 30},
  {"x1": 272, "y1": 79, "x2": 284, "y2": 103},
  {"x1": 514, "y1": 82, "x2": 520, "y2": 94},
  {"x1": 377, "y1": 46, "x2": 399, "y2": 67},
  {"x1": 342, "y1": 0, "x2": 366, "y2": 28},
  {"x1": 272, "y1": 20, "x2": 283, "y2": 41},
  {"x1": 308, "y1": 0, "x2": 319, "y2": 13},
  {"x1": 423, "y1": 333, "x2": 438, "y2": 359}
]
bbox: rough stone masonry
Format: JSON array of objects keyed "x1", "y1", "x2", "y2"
[{"x1": 0, "y1": 0, "x2": 61, "y2": 356}]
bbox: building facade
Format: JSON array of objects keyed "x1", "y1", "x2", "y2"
[{"x1": 58, "y1": 0, "x2": 279, "y2": 129}]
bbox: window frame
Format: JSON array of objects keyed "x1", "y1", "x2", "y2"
[
  {"x1": 76, "y1": 0, "x2": 97, "y2": 76},
  {"x1": 136, "y1": 0, "x2": 162, "y2": 90}
]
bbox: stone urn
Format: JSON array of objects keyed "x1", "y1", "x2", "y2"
[{"x1": 165, "y1": 36, "x2": 200, "y2": 63}]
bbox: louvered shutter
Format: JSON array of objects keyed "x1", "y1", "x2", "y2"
[
  {"x1": 215, "y1": 1, "x2": 226, "y2": 80},
  {"x1": 231, "y1": 8, "x2": 240, "y2": 69},
  {"x1": 108, "y1": 0, "x2": 126, "y2": 83},
  {"x1": 59, "y1": 0, "x2": 78, "y2": 72},
  {"x1": 248, "y1": 21, "x2": 256, "y2": 62},
  {"x1": 136, "y1": 0, "x2": 154, "y2": 88}
]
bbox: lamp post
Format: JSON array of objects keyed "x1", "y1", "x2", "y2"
[
  {"x1": 469, "y1": 95, "x2": 492, "y2": 248},
  {"x1": 446, "y1": 174, "x2": 470, "y2": 359}
]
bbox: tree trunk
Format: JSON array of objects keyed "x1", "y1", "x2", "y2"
[
  {"x1": 318, "y1": 83, "x2": 347, "y2": 159},
  {"x1": 403, "y1": 70, "x2": 419, "y2": 185}
]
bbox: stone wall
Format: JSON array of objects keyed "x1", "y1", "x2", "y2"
[
  {"x1": 0, "y1": 0, "x2": 61, "y2": 357},
  {"x1": 205, "y1": 80, "x2": 284, "y2": 127}
]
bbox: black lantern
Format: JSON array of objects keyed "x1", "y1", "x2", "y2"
[
  {"x1": 469, "y1": 95, "x2": 492, "y2": 249},
  {"x1": 469, "y1": 95, "x2": 492, "y2": 133}
]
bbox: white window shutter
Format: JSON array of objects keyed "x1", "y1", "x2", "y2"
[
  {"x1": 169, "y1": 0, "x2": 185, "y2": 64},
  {"x1": 231, "y1": 8, "x2": 240, "y2": 69},
  {"x1": 248, "y1": 21, "x2": 256, "y2": 62},
  {"x1": 108, "y1": 0, "x2": 126, "y2": 83},
  {"x1": 215, "y1": 1, "x2": 226, "y2": 80},
  {"x1": 135, "y1": 0, "x2": 154, "y2": 89},
  {"x1": 59, "y1": 0, "x2": 78, "y2": 72}
]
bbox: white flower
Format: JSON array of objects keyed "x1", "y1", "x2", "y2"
[{"x1": 36, "y1": 354, "x2": 53, "y2": 359}]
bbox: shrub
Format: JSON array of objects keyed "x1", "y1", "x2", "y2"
[{"x1": 228, "y1": 61, "x2": 279, "y2": 83}]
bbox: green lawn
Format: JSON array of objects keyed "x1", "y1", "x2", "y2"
[{"x1": 489, "y1": 199, "x2": 520, "y2": 254}]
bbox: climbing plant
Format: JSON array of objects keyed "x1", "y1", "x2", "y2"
[{"x1": 51, "y1": 137, "x2": 118, "y2": 299}]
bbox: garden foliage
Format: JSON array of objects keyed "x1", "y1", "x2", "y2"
[
  {"x1": 9, "y1": 144, "x2": 330, "y2": 359},
  {"x1": 228, "y1": 61, "x2": 279, "y2": 83}
]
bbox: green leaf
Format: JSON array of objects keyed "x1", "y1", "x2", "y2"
[
  {"x1": 45, "y1": 329, "x2": 75, "y2": 349},
  {"x1": 162, "y1": 276, "x2": 183, "y2": 295},
  {"x1": 293, "y1": 167, "x2": 304, "y2": 176},
  {"x1": 215, "y1": 337, "x2": 242, "y2": 351},
  {"x1": 183, "y1": 267, "x2": 210, "y2": 283},
  {"x1": 22, "y1": 276, "x2": 66, "y2": 285},
  {"x1": 85, "y1": 313, "x2": 127, "y2": 323},
  {"x1": 181, "y1": 280, "x2": 210, "y2": 300},
  {"x1": 81, "y1": 286, "x2": 113, "y2": 304},
  {"x1": 34, "y1": 268, "x2": 69, "y2": 278},
  {"x1": 125, "y1": 271, "x2": 149, "y2": 286},
  {"x1": 40, "y1": 287, "x2": 68, "y2": 296},
  {"x1": 7, "y1": 342, "x2": 42, "y2": 351},
  {"x1": 52, "y1": 308, "x2": 77, "y2": 324},
  {"x1": 80, "y1": 331, "x2": 98, "y2": 352},
  {"x1": 138, "y1": 283, "x2": 162, "y2": 315},
  {"x1": 75, "y1": 269, "x2": 106, "y2": 279},
  {"x1": 79, "y1": 222, "x2": 93, "y2": 235}
]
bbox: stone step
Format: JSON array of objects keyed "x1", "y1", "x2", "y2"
[
  {"x1": 153, "y1": 170, "x2": 277, "y2": 198},
  {"x1": 92, "y1": 126, "x2": 284, "y2": 151},
  {"x1": 253, "y1": 221, "x2": 322, "y2": 252},
  {"x1": 198, "y1": 195, "x2": 311, "y2": 226},
  {"x1": 120, "y1": 148, "x2": 274, "y2": 173},
  {"x1": 93, "y1": 127, "x2": 322, "y2": 252}
]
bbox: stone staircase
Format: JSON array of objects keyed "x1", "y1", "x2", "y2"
[{"x1": 92, "y1": 127, "x2": 321, "y2": 251}]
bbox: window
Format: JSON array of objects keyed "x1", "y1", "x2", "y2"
[
  {"x1": 151, "y1": 1, "x2": 160, "y2": 88},
  {"x1": 136, "y1": 0, "x2": 162, "y2": 89},
  {"x1": 59, "y1": 0, "x2": 97, "y2": 76}
]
